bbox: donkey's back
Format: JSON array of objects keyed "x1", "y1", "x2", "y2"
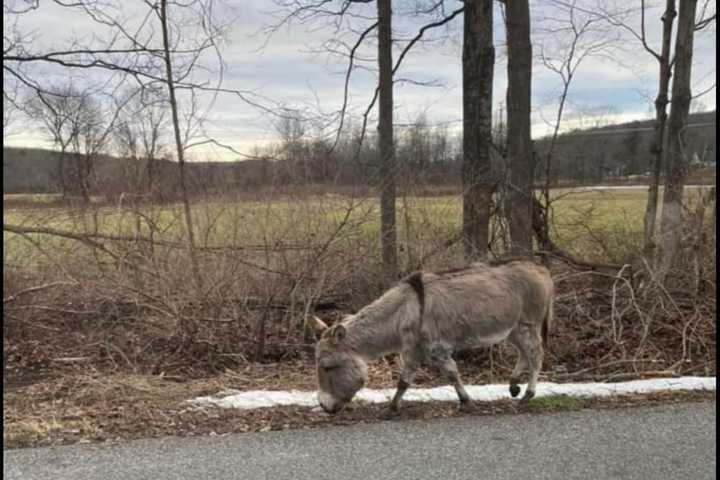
[{"x1": 419, "y1": 260, "x2": 553, "y2": 348}]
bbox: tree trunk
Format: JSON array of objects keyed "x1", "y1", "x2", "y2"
[
  {"x1": 461, "y1": 0, "x2": 494, "y2": 261},
  {"x1": 147, "y1": 155, "x2": 156, "y2": 197},
  {"x1": 160, "y1": 0, "x2": 201, "y2": 289},
  {"x1": 657, "y1": 0, "x2": 697, "y2": 284},
  {"x1": 505, "y1": 0, "x2": 534, "y2": 254},
  {"x1": 643, "y1": 0, "x2": 676, "y2": 255},
  {"x1": 58, "y1": 148, "x2": 67, "y2": 198},
  {"x1": 377, "y1": 0, "x2": 397, "y2": 280},
  {"x1": 74, "y1": 153, "x2": 91, "y2": 204}
]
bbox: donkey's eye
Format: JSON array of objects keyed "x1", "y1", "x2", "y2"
[{"x1": 323, "y1": 365, "x2": 339, "y2": 372}]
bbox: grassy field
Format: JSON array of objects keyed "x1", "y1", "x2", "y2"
[{"x1": 4, "y1": 186, "x2": 714, "y2": 269}]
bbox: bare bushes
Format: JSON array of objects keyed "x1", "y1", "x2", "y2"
[
  {"x1": 547, "y1": 190, "x2": 715, "y2": 379},
  {"x1": 3, "y1": 190, "x2": 398, "y2": 374}
]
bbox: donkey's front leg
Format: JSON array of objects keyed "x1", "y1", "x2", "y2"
[{"x1": 385, "y1": 353, "x2": 419, "y2": 416}]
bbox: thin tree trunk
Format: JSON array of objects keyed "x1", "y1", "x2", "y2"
[
  {"x1": 538, "y1": 82, "x2": 570, "y2": 252},
  {"x1": 377, "y1": 0, "x2": 397, "y2": 281},
  {"x1": 160, "y1": 0, "x2": 201, "y2": 289},
  {"x1": 505, "y1": 0, "x2": 534, "y2": 254},
  {"x1": 58, "y1": 147, "x2": 67, "y2": 198},
  {"x1": 147, "y1": 156, "x2": 156, "y2": 196},
  {"x1": 643, "y1": 0, "x2": 676, "y2": 255},
  {"x1": 462, "y1": 0, "x2": 494, "y2": 261},
  {"x1": 74, "y1": 152, "x2": 91, "y2": 204},
  {"x1": 657, "y1": 0, "x2": 697, "y2": 285}
]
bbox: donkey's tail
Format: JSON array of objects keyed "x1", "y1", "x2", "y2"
[{"x1": 541, "y1": 291, "x2": 553, "y2": 350}]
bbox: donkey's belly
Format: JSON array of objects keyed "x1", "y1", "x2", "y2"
[
  {"x1": 461, "y1": 328, "x2": 512, "y2": 349},
  {"x1": 429, "y1": 310, "x2": 521, "y2": 350},
  {"x1": 441, "y1": 323, "x2": 513, "y2": 350}
]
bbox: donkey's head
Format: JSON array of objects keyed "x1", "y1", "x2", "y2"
[{"x1": 307, "y1": 315, "x2": 367, "y2": 414}]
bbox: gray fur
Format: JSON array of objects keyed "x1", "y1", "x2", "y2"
[{"x1": 309, "y1": 259, "x2": 554, "y2": 414}]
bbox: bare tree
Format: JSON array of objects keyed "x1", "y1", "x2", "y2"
[
  {"x1": 27, "y1": 86, "x2": 77, "y2": 197},
  {"x1": 3, "y1": 87, "x2": 20, "y2": 134},
  {"x1": 461, "y1": 0, "x2": 494, "y2": 261},
  {"x1": 159, "y1": 0, "x2": 201, "y2": 288},
  {"x1": 3, "y1": 1, "x2": 280, "y2": 165},
  {"x1": 504, "y1": 0, "x2": 534, "y2": 254},
  {"x1": 377, "y1": 0, "x2": 398, "y2": 280},
  {"x1": 656, "y1": 0, "x2": 699, "y2": 285},
  {"x1": 639, "y1": 0, "x2": 678, "y2": 255},
  {"x1": 115, "y1": 87, "x2": 169, "y2": 197},
  {"x1": 579, "y1": 0, "x2": 715, "y2": 254},
  {"x1": 68, "y1": 93, "x2": 104, "y2": 203},
  {"x1": 535, "y1": 0, "x2": 621, "y2": 248},
  {"x1": 29, "y1": 85, "x2": 122, "y2": 202},
  {"x1": 273, "y1": 111, "x2": 309, "y2": 184}
]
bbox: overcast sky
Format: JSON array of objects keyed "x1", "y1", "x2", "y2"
[{"x1": 3, "y1": 0, "x2": 716, "y2": 161}]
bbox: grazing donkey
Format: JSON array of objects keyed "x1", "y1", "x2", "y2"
[{"x1": 307, "y1": 259, "x2": 554, "y2": 414}]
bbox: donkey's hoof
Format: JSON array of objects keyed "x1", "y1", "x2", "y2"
[
  {"x1": 458, "y1": 401, "x2": 477, "y2": 414},
  {"x1": 379, "y1": 407, "x2": 401, "y2": 419},
  {"x1": 519, "y1": 390, "x2": 535, "y2": 403},
  {"x1": 509, "y1": 384, "x2": 521, "y2": 398}
]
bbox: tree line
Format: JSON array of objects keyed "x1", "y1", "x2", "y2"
[{"x1": 4, "y1": 108, "x2": 715, "y2": 195}]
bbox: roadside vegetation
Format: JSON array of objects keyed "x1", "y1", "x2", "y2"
[{"x1": 4, "y1": 185, "x2": 716, "y2": 448}]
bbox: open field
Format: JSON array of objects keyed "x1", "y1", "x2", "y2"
[{"x1": 4, "y1": 186, "x2": 715, "y2": 266}]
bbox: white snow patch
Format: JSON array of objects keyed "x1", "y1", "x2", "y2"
[
  {"x1": 569, "y1": 185, "x2": 710, "y2": 191},
  {"x1": 188, "y1": 377, "x2": 715, "y2": 410}
]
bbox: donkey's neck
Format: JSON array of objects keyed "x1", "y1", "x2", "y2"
[{"x1": 344, "y1": 284, "x2": 418, "y2": 359}]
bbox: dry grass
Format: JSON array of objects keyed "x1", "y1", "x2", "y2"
[{"x1": 4, "y1": 365, "x2": 714, "y2": 449}]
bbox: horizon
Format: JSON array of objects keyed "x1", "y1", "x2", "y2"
[{"x1": 4, "y1": 109, "x2": 715, "y2": 164}]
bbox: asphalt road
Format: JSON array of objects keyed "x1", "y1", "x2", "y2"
[{"x1": 4, "y1": 402, "x2": 716, "y2": 480}]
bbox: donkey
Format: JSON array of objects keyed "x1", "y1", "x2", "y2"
[{"x1": 307, "y1": 259, "x2": 554, "y2": 414}]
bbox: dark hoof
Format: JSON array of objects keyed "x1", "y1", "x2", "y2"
[
  {"x1": 459, "y1": 401, "x2": 477, "y2": 413},
  {"x1": 519, "y1": 391, "x2": 535, "y2": 403},
  {"x1": 509, "y1": 384, "x2": 521, "y2": 398}
]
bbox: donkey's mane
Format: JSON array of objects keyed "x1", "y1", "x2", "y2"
[
  {"x1": 343, "y1": 281, "x2": 418, "y2": 357},
  {"x1": 402, "y1": 272, "x2": 425, "y2": 317}
]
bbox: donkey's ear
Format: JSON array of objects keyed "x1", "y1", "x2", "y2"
[
  {"x1": 306, "y1": 315, "x2": 329, "y2": 338},
  {"x1": 332, "y1": 324, "x2": 347, "y2": 342}
]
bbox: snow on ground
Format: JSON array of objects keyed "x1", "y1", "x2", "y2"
[
  {"x1": 566, "y1": 185, "x2": 710, "y2": 191},
  {"x1": 188, "y1": 377, "x2": 715, "y2": 410}
]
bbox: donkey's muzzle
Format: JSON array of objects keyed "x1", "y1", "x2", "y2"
[
  {"x1": 321, "y1": 403, "x2": 342, "y2": 414},
  {"x1": 318, "y1": 391, "x2": 344, "y2": 414}
]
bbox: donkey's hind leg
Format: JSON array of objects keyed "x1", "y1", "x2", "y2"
[
  {"x1": 512, "y1": 327, "x2": 544, "y2": 402},
  {"x1": 507, "y1": 334, "x2": 529, "y2": 398},
  {"x1": 429, "y1": 344, "x2": 473, "y2": 411}
]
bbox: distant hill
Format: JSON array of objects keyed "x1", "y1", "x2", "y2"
[
  {"x1": 563, "y1": 110, "x2": 715, "y2": 134},
  {"x1": 2, "y1": 148, "x2": 276, "y2": 195},
  {"x1": 4, "y1": 111, "x2": 715, "y2": 194},
  {"x1": 532, "y1": 111, "x2": 715, "y2": 184}
]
